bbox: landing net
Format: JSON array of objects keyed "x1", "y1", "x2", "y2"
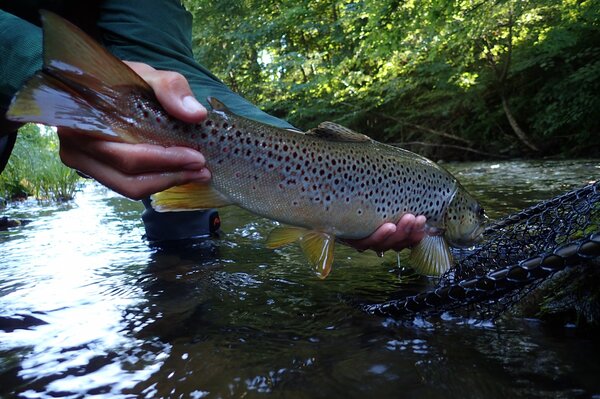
[{"x1": 364, "y1": 181, "x2": 600, "y2": 318}]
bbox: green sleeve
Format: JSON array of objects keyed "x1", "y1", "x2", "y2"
[
  {"x1": 0, "y1": 10, "x2": 42, "y2": 114},
  {"x1": 96, "y1": 0, "x2": 294, "y2": 130},
  {"x1": 0, "y1": 9, "x2": 43, "y2": 173}
]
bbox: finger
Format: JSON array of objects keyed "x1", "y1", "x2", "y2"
[
  {"x1": 391, "y1": 214, "x2": 427, "y2": 248},
  {"x1": 124, "y1": 61, "x2": 207, "y2": 123},
  {"x1": 343, "y1": 214, "x2": 427, "y2": 253},
  {"x1": 58, "y1": 129, "x2": 208, "y2": 174},
  {"x1": 343, "y1": 223, "x2": 397, "y2": 252},
  {"x1": 377, "y1": 214, "x2": 425, "y2": 251},
  {"x1": 59, "y1": 142, "x2": 210, "y2": 200}
]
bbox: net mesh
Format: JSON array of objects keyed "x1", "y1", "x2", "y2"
[{"x1": 364, "y1": 181, "x2": 600, "y2": 318}]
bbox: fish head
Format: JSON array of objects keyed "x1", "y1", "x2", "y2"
[{"x1": 443, "y1": 187, "x2": 487, "y2": 248}]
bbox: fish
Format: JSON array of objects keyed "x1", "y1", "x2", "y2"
[{"x1": 6, "y1": 11, "x2": 487, "y2": 278}]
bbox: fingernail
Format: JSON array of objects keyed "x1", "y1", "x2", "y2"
[
  {"x1": 184, "y1": 162, "x2": 205, "y2": 170},
  {"x1": 189, "y1": 168, "x2": 211, "y2": 181},
  {"x1": 182, "y1": 96, "x2": 203, "y2": 114}
]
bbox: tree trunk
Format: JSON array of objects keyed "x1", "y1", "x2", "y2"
[{"x1": 501, "y1": 95, "x2": 540, "y2": 152}]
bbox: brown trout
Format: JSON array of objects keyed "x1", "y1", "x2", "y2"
[{"x1": 6, "y1": 12, "x2": 486, "y2": 278}]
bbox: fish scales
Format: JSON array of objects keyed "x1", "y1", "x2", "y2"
[
  {"x1": 6, "y1": 11, "x2": 487, "y2": 278},
  {"x1": 123, "y1": 91, "x2": 458, "y2": 239}
]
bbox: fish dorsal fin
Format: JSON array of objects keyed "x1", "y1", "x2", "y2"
[
  {"x1": 207, "y1": 97, "x2": 231, "y2": 113},
  {"x1": 266, "y1": 227, "x2": 336, "y2": 279},
  {"x1": 41, "y1": 10, "x2": 150, "y2": 90},
  {"x1": 306, "y1": 122, "x2": 371, "y2": 143},
  {"x1": 151, "y1": 183, "x2": 233, "y2": 212}
]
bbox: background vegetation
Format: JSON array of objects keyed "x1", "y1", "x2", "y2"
[
  {"x1": 0, "y1": 124, "x2": 80, "y2": 202},
  {"x1": 184, "y1": 0, "x2": 599, "y2": 159}
]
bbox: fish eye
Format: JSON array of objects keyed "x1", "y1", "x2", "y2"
[{"x1": 476, "y1": 205, "x2": 485, "y2": 217}]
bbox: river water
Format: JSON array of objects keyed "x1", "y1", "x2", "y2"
[{"x1": 0, "y1": 160, "x2": 598, "y2": 398}]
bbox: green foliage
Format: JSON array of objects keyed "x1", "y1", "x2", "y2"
[
  {"x1": 0, "y1": 124, "x2": 80, "y2": 202},
  {"x1": 183, "y1": 0, "x2": 599, "y2": 158}
]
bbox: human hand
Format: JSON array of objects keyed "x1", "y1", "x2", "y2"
[
  {"x1": 58, "y1": 61, "x2": 210, "y2": 200},
  {"x1": 344, "y1": 214, "x2": 427, "y2": 253}
]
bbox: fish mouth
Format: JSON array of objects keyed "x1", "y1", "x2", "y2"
[{"x1": 447, "y1": 224, "x2": 487, "y2": 249}]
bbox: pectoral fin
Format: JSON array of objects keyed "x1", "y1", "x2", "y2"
[
  {"x1": 151, "y1": 183, "x2": 233, "y2": 212},
  {"x1": 409, "y1": 235, "x2": 453, "y2": 276},
  {"x1": 266, "y1": 227, "x2": 336, "y2": 279}
]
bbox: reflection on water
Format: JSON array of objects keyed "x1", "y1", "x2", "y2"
[{"x1": 0, "y1": 160, "x2": 599, "y2": 398}]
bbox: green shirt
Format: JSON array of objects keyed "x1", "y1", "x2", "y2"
[{"x1": 0, "y1": 0, "x2": 293, "y2": 172}]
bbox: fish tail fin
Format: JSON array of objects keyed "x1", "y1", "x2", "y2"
[
  {"x1": 6, "y1": 10, "x2": 151, "y2": 142},
  {"x1": 409, "y1": 235, "x2": 453, "y2": 276},
  {"x1": 267, "y1": 227, "x2": 336, "y2": 279}
]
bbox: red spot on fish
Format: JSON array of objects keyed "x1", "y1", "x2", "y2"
[
  {"x1": 223, "y1": 147, "x2": 229, "y2": 153},
  {"x1": 205, "y1": 120, "x2": 213, "y2": 126},
  {"x1": 156, "y1": 117, "x2": 161, "y2": 123},
  {"x1": 201, "y1": 132, "x2": 208, "y2": 139}
]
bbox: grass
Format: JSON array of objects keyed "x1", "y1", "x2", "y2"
[{"x1": 0, "y1": 124, "x2": 81, "y2": 203}]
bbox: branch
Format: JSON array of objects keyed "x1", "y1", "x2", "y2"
[
  {"x1": 339, "y1": 102, "x2": 473, "y2": 145},
  {"x1": 375, "y1": 112, "x2": 473, "y2": 145},
  {"x1": 391, "y1": 141, "x2": 510, "y2": 159},
  {"x1": 499, "y1": 8, "x2": 514, "y2": 83}
]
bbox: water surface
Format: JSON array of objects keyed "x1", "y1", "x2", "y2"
[{"x1": 1, "y1": 160, "x2": 599, "y2": 398}]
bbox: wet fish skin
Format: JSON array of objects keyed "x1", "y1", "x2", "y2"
[{"x1": 6, "y1": 11, "x2": 487, "y2": 278}]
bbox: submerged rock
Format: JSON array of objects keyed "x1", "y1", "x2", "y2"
[{"x1": 0, "y1": 216, "x2": 28, "y2": 230}]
